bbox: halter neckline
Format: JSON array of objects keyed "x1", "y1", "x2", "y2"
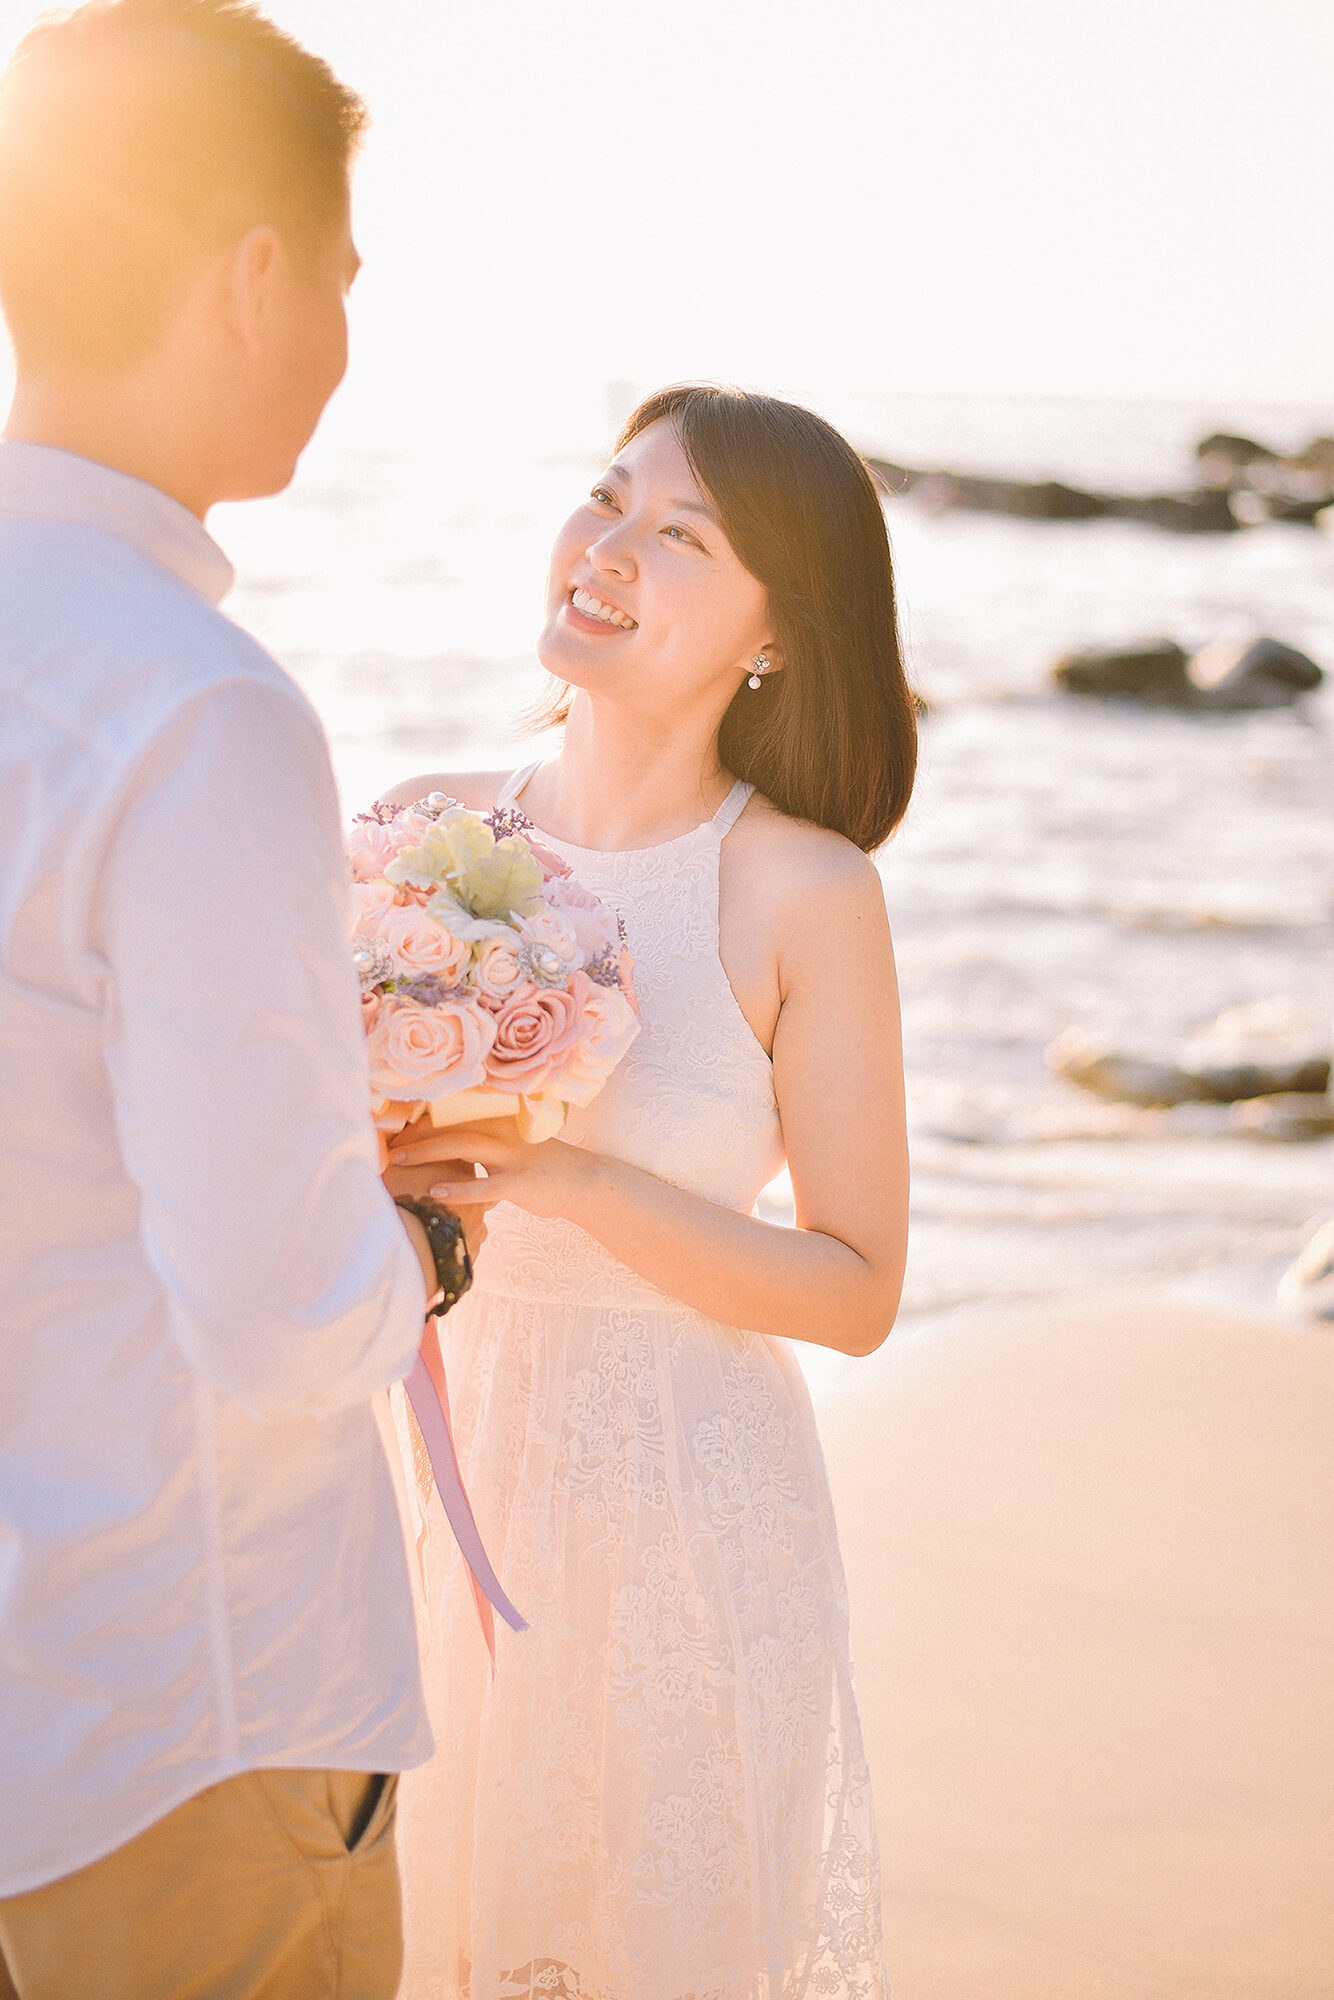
[{"x1": 496, "y1": 760, "x2": 753, "y2": 857}]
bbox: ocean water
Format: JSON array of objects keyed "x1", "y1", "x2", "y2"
[{"x1": 215, "y1": 388, "x2": 1334, "y2": 1396}]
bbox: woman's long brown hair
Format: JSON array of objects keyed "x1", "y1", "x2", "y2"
[{"x1": 539, "y1": 383, "x2": 918, "y2": 853}]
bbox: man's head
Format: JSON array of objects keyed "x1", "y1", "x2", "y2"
[{"x1": 0, "y1": 0, "x2": 367, "y2": 504}]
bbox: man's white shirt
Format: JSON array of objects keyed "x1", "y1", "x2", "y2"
[{"x1": 0, "y1": 442, "x2": 431, "y2": 1896}]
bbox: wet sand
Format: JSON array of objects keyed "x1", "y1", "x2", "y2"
[{"x1": 817, "y1": 1294, "x2": 1334, "y2": 1999}]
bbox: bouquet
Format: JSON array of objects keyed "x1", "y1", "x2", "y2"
[
  {"x1": 347, "y1": 789, "x2": 640, "y2": 1661},
  {"x1": 349, "y1": 792, "x2": 639, "y2": 1147}
]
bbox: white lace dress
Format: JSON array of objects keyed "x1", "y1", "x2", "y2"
[{"x1": 394, "y1": 768, "x2": 887, "y2": 2000}]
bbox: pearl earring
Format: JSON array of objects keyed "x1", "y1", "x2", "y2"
[{"x1": 748, "y1": 653, "x2": 770, "y2": 690}]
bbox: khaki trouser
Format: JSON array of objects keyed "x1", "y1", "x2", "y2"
[{"x1": 0, "y1": 1767, "x2": 402, "y2": 2000}]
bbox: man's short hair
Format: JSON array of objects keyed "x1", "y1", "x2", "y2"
[{"x1": 0, "y1": 0, "x2": 367, "y2": 378}]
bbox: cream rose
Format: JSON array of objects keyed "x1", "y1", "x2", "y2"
[
  {"x1": 378, "y1": 904, "x2": 472, "y2": 984},
  {"x1": 350, "y1": 879, "x2": 397, "y2": 930},
  {"x1": 556, "y1": 971, "x2": 640, "y2": 1105},
  {"x1": 473, "y1": 934, "x2": 529, "y2": 1004},
  {"x1": 484, "y1": 983, "x2": 582, "y2": 1089},
  {"x1": 367, "y1": 996, "x2": 495, "y2": 1100},
  {"x1": 516, "y1": 904, "x2": 583, "y2": 972}
]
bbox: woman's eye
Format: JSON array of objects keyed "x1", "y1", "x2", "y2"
[
  {"x1": 662, "y1": 524, "x2": 700, "y2": 546},
  {"x1": 589, "y1": 486, "x2": 617, "y2": 508}
]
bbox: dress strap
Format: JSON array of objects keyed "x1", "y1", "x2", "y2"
[
  {"x1": 711, "y1": 779, "x2": 754, "y2": 839},
  {"x1": 495, "y1": 760, "x2": 542, "y2": 808}
]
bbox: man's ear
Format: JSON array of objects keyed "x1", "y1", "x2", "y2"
[{"x1": 226, "y1": 225, "x2": 281, "y2": 359}]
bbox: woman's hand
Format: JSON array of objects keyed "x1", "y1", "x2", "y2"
[
  {"x1": 385, "y1": 1116, "x2": 596, "y2": 1224},
  {"x1": 381, "y1": 1111, "x2": 492, "y2": 1261}
]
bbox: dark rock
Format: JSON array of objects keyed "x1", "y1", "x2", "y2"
[
  {"x1": 1194, "y1": 432, "x2": 1278, "y2": 468},
  {"x1": 1233, "y1": 1093, "x2": 1334, "y2": 1141},
  {"x1": 1191, "y1": 433, "x2": 1334, "y2": 518},
  {"x1": 1253, "y1": 492, "x2": 1333, "y2": 526},
  {"x1": 1289, "y1": 436, "x2": 1334, "y2": 478},
  {"x1": 864, "y1": 436, "x2": 1324, "y2": 536},
  {"x1": 1279, "y1": 1218, "x2": 1334, "y2": 1320},
  {"x1": 909, "y1": 472, "x2": 1112, "y2": 521},
  {"x1": 1052, "y1": 642, "x2": 1192, "y2": 703},
  {"x1": 1054, "y1": 634, "x2": 1323, "y2": 712},
  {"x1": 1188, "y1": 636, "x2": 1323, "y2": 709},
  {"x1": 956, "y1": 477, "x2": 1109, "y2": 521},
  {"x1": 1048, "y1": 1028, "x2": 1330, "y2": 1108},
  {"x1": 1107, "y1": 488, "x2": 1240, "y2": 533}
]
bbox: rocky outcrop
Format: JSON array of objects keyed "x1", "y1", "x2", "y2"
[
  {"x1": 1049, "y1": 1004, "x2": 1332, "y2": 1112},
  {"x1": 1233, "y1": 1095, "x2": 1334, "y2": 1141},
  {"x1": 1194, "y1": 432, "x2": 1278, "y2": 480},
  {"x1": 868, "y1": 461, "x2": 1243, "y2": 534},
  {"x1": 863, "y1": 428, "x2": 1334, "y2": 536},
  {"x1": 1048, "y1": 1029, "x2": 1330, "y2": 1108},
  {"x1": 1051, "y1": 635, "x2": 1323, "y2": 710},
  {"x1": 1193, "y1": 429, "x2": 1334, "y2": 524},
  {"x1": 1187, "y1": 636, "x2": 1324, "y2": 709},
  {"x1": 909, "y1": 472, "x2": 1112, "y2": 521},
  {"x1": 1052, "y1": 642, "x2": 1193, "y2": 703},
  {"x1": 1105, "y1": 489, "x2": 1240, "y2": 533}
]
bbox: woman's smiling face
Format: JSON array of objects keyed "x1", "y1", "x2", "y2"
[{"x1": 537, "y1": 419, "x2": 774, "y2": 717}]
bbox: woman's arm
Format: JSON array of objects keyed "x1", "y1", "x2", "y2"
[
  {"x1": 376, "y1": 770, "x2": 510, "y2": 811},
  {"x1": 405, "y1": 848, "x2": 909, "y2": 1358}
]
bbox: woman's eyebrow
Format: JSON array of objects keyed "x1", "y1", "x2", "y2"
[{"x1": 602, "y1": 464, "x2": 717, "y2": 522}]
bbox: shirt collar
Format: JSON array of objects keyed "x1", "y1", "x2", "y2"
[{"x1": 0, "y1": 441, "x2": 235, "y2": 606}]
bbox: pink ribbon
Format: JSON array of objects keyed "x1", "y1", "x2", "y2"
[{"x1": 404, "y1": 1321, "x2": 528, "y2": 1664}]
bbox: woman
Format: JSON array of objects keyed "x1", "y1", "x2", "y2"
[{"x1": 385, "y1": 385, "x2": 916, "y2": 2000}]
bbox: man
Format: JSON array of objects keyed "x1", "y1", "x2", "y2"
[{"x1": 0, "y1": 5, "x2": 463, "y2": 1993}]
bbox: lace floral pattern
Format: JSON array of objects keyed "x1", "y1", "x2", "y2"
[{"x1": 396, "y1": 780, "x2": 888, "y2": 2000}]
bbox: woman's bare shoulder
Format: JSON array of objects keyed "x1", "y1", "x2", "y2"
[
  {"x1": 376, "y1": 770, "x2": 512, "y2": 812},
  {"x1": 732, "y1": 792, "x2": 883, "y2": 905}
]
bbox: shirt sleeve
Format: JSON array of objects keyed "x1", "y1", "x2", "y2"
[{"x1": 94, "y1": 673, "x2": 427, "y2": 1420}]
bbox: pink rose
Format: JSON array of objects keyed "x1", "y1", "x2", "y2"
[
  {"x1": 523, "y1": 835, "x2": 572, "y2": 881},
  {"x1": 542, "y1": 878, "x2": 621, "y2": 964},
  {"x1": 350, "y1": 879, "x2": 396, "y2": 930},
  {"x1": 367, "y1": 996, "x2": 496, "y2": 1100},
  {"x1": 473, "y1": 933, "x2": 529, "y2": 1004},
  {"x1": 377, "y1": 904, "x2": 472, "y2": 984},
  {"x1": 485, "y1": 983, "x2": 583, "y2": 1089},
  {"x1": 360, "y1": 989, "x2": 384, "y2": 1032},
  {"x1": 348, "y1": 817, "x2": 416, "y2": 882},
  {"x1": 556, "y1": 971, "x2": 640, "y2": 1105}
]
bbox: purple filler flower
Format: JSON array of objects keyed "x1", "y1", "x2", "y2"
[
  {"x1": 352, "y1": 800, "x2": 407, "y2": 826},
  {"x1": 397, "y1": 974, "x2": 468, "y2": 1007},
  {"x1": 584, "y1": 946, "x2": 624, "y2": 989},
  {"x1": 484, "y1": 803, "x2": 536, "y2": 842}
]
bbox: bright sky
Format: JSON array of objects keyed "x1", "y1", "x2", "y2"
[{"x1": 1, "y1": 0, "x2": 1331, "y2": 430}]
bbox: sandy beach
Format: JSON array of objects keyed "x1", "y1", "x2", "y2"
[{"x1": 818, "y1": 1294, "x2": 1334, "y2": 2000}]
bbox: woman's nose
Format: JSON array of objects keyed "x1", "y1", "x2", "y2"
[{"x1": 586, "y1": 527, "x2": 635, "y2": 578}]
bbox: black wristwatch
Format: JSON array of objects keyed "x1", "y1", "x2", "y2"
[{"x1": 394, "y1": 1197, "x2": 472, "y2": 1319}]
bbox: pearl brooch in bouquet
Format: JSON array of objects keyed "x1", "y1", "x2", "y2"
[{"x1": 349, "y1": 792, "x2": 639, "y2": 1145}]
